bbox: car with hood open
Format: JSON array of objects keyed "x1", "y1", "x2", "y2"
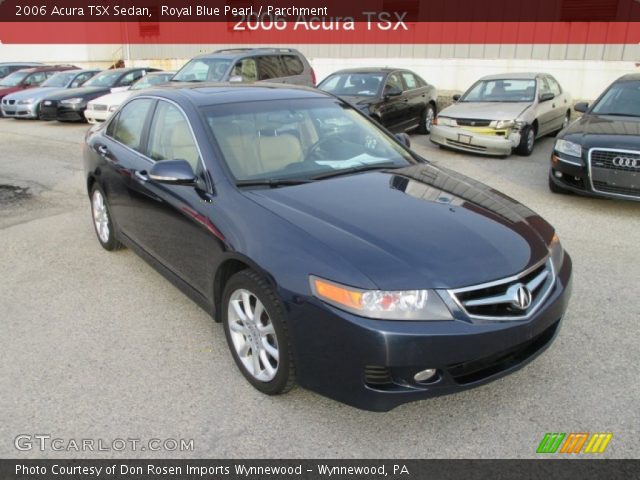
[
  {"x1": 549, "y1": 73, "x2": 640, "y2": 201},
  {"x1": 84, "y1": 71, "x2": 175, "y2": 124},
  {"x1": 318, "y1": 68, "x2": 438, "y2": 134},
  {"x1": 83, "y1": 83, "x2": 572, "y2": 411},
  {"x1": 39, "y1": 67, "x2": 160, "y2": 122},
  {"x1": 1, "y1": 69, "x2": 100, "y2": 119},
  {"x1": 431, "y1": 73, "x2": 572, "y2": 156}
]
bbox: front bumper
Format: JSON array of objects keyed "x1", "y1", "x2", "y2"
[
  {"x1": 39, "y1": 101, "x2": 87, "y2": 122},
  {"x1": 431, "y1": 125, "x2": 520, "y2": 156},
  {"x1": 286, "y1": 254, "x2": 572, "y2": 411},
  {"x1": 0, "y1": 101, "x2": 38, "y2": 119}
]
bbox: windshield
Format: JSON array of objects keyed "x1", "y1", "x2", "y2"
[
  {"x1": 42, "y1": 71, "x2": 75, "y2": 88},
  {"x1": 0, "y1": 71, "x2": 28, "y2": 87},
  {"x1": 131, "y1": 73, "x2": 172, "y2": 90},
  {"x1": 84, "y1": 71, "x2": 122, "y2": 88},
  {"x1": 319, "y1": 73, "x2": 384, "y2": 97},
  {"x1": 591, "y1": 80, "x2": 640, "y2": 117},
  {"x1": 461, "y1": 79, "x2": 536, "y2": 102},
  {"x1": 172, "y1": 58, "x2": 231, "y2": 82},
  {"x1": 202, "y1": 98, "x2": 415, "y2": 182}
]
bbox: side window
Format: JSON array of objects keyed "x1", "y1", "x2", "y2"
[
  {"x1": 256, "y1": 56, "x2": 285, "y2": 80},
  {"x1": 109, "y1": 98, "x2": 154, "y2": 151},
  {"x1": 281, "y1": 55, "x2": 304, "y2": 75},
  {"x1": 385, "y1": 73, "x2": 404, "y2": 92},
  {"x1": 147, "y1": 101, "x2": 200, "y2": 172},
  {"x1": 539, "y1": 77, "x2": 551, "y2": 95},
  {"x1": 231, "y1": 58, "x2": 257, "y2": 82},
  {"x1": 25, "y1": 72, "x2": 46, "y2": 85},
  {"x1": 119, "y1": 70, "x2": 145, "y2": 87},
  {"x1": 401, "y1": 72, "x2": 418, "y2": 90},
  {"x1": 547, "y1": 76, "x2": 562, "y2": 96}
]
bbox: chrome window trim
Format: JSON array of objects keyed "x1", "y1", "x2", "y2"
[
  {"x1": 588, "y1": 147, "x2": 640, "y2": 200},
  {"x1": 447, "y1": 256, "x2": 556, "y2": 321}
]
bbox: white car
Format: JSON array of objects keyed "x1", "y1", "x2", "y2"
[{"x1": 84, "y1": 71, "x2": 174, "y2": 124}]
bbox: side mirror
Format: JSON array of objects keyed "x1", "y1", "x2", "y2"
[
  {"x1": 452, "y1": 94, "x2": 461, "y2": 102},
  {"x1": 395, "y1": 133, "x2": 411, "y2": 148},
  {"x1": 228, "y1": 75, "x2": 243, "y2": 83},
  {"x1": 539, "y1": 92, "x2": 555, "y2": 102},
  {"x1": 148, "y1": 159, "x2": 196, "y2": 185},
  {"x1": 384, "y1": 86, "x2": 402, "y2": 98},
  {"x1": 574, "y1": 102, "x2": 589, "y2": 113}
]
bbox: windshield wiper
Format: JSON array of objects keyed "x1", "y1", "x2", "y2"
[
  {"x1": 311, "y1": 163, "x2": 400, "y2": 180},
  {"x1": 236, "y1": 178, "x2": 313, "y2": 188}
]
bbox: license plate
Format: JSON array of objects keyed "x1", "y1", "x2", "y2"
[
  {"x1": 457, "y1": 134, "x2": 472, "y2": 145},
  {"x1": 44, "y1": 101, "x2": 51, "y2": 105}
]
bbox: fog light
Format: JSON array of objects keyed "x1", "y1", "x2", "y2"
[
  {"x1": 554, "y1": 171, "x2": 563, "y2": 179},
  {"x1": 414, "y1": 368, "x2": 437, "y2": 383}
]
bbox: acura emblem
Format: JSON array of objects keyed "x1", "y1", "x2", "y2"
[
  {"x1": 612, "y1": 156, "x2": 639, "y2": 168},
  {"x1": 509, "y1": 284, "x2": 532, "y2": 310}
]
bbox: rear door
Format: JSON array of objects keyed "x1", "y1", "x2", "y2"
[
  {"x1": 546, "y1": 75, "x2": 569, "y2": 130},
  {"x1": 400, "y1": 71, "x2": 428, "y2": 128},
  {"x1": 535, "y1": 77, "x2": 556, "y2": 136},
  {"x1": 255, "y1": 55, "x2": 287, "y2": 83}
]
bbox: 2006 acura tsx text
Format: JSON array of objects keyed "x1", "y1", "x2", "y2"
[{"x1": 83, "y1": 83, "x2": 572, "y2": 411}]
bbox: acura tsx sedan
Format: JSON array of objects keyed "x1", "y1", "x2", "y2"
[{"x1": 83, "y1": 83, "x2": 572, "y2": 411}]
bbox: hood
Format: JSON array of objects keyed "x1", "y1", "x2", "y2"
[
  {"x1": 89, "y1": 90, "x2": 132, "y2": 107},
  {"x1": 245, "y1": 164, "x2": 553, "y2": 290},
  {"x1": 561, "y1": 113, "x2": 640, "y2": 151},
  {"x1": 440, "y1": 102, "x2": 531, "y2": 121},
  {"x1": 43, "y1": 86, "x2": 111, "y2": 101},
  {"x1": 4, "y1": 87, "x2": 67, "y2": 102}
]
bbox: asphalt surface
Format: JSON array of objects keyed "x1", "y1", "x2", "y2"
[{"x1": 0, "y1": 118, "x2": 638, "y2": 459}]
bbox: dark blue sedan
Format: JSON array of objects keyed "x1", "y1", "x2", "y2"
[{"x1": 83, "y1": 83, "x2": 572, "y2": 411}]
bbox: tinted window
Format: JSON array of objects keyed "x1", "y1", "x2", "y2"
[
  {"x1": 84, "y1": 70, "x2": 125, "y2": 87},
  {"x1": 230, "y1": 58, "x2": 258, "y2": 82},
  {"x1": 401, "y1": 72, "x2": 418, "y2": 89},
  {"x1": 118, "y1": 70, "x2": 145, "y2": 87},
  {"x1": 256, "y1": 56, "x2": 285, "y2": 80},
  {"x1": 173, "y1": 58, "x2": 231, "y2": 82},
  {"x1": 42, "y1": 71, "x2": 76, "y2": 88},
  {"x1": 71, "y1": 71, "x2": 96, "y2": 87},
  {"x1": 109, "y1": 98, "x2": 154, "y2": 151},
  {"x1": 592, "y1": 80, "x2": 640, "y2": 116},
  {"x1": 25, "y1": 72, "x2": 47, "y2": 86},
  {"x1": 147, "y1": 101, "x2": 200, "y2": 171},
  {"x1": 281, "y1": 55, "x2": 304, "y2": 75},
  {"x1": 318, "y1": 73, "x2": 383, "y2": 97},
  {"x1": 385, "y1": 73, "x2": 404, "y2": 91}
]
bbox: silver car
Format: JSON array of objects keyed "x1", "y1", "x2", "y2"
[
  {"x1": 1, "y1": 69, "x2": 100, "y2": 119},
  {"x1": 431, "y1": 73, "x2": 572, "y2": 156}
]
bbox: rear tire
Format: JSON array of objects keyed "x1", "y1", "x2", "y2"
[
  {"x1": 516, "y1": 125, "x2": 536, "y2": 156},
  {"x1": 222, "y1": 269, "x2": 295, "y2": 395}
]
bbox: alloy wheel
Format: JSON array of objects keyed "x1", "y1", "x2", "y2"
[{"x1": 92, "y1": 190, "x2": 110, "y2": 244}]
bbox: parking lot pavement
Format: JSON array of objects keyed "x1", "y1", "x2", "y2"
[{"x1": 0, "y1": 118, "x2": 638, "y2": 459}]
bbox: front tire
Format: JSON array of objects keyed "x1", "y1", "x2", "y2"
[
  {"x1": 516, "y1": 125, "x2": 536, "y2": 156},
  {"x1": 90, "y1": 184, "x2": 122, "y2": 251},
  {"x1": 222, "y1": 269, "x2": 295, "y2": 395},
  {"x1": 418, "y1": 104, "x2": 436, "y2": 134}
]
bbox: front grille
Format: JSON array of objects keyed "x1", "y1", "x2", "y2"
[
  {"x1": 364, "y1": 365, "x2": 393, "y2": 386},
  {"x1": 454, "y1": 118, "x2": 492, "y2": 127},
  {"x1": 448, "y1": 319, "x2": 560, "y2": 384},
  {"x1": 7, "y1": 99, "x2": 15, "y2": 105},
  {"x1": 450, "y1": 259, "x2": 554, "y2": 320},
  {"x1": 589, "y1": 149, "x2": 640, "y2": 199},
  {"x1": 92, "y1": 104, "x2": 107, "y2": 111},
  {"x1": 446, "y1": 139, "x2": 487, "y2": 152}
]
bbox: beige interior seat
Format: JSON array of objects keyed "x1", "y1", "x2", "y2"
[
  {"x1": 167, "y1": 122, "x2": 200, "y2": 170},
  {"x1": 257, "y1": 133, "x2": 303, "y2": 173}
]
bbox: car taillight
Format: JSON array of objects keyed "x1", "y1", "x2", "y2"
[{"x1": 310, "y1": 68, "x2": 316, "y2": 86}]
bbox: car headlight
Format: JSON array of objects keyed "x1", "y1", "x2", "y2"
[
  {"x1": 494, "y1": 120, "x2": 515, "y2": 129},
  {"x1": 549, "y1": 233, "x2": 564, "y2": 273},
  {"x1": 555, "y1": 139, "x2": 582, "y2": 158},
  {"x1": 17, "y1": 98, "x2": 34, "y2": 105},
  {"x1": 310, "y1": 276, "x2": 453, "y2": 320},
  {"x1": 435, "y1": 116, "x2": 456, "y2": 127},
  {"x1": 108, "y1": 105, "x2": 118, "y2": 112},
  {"x1": 61, "y1": 97, "x2": 84, "y2": 105}
]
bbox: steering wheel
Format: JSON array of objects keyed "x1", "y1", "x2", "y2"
[{"x1": 305, "y1": 133, "x2": 345, "y2": 161}]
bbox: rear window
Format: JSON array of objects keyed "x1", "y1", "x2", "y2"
[
  {"x1": 256, "y1": 56, "x2": 286, "y2": 80},
  {"x1": 281, "y1": 55, "x2": 304, "y2": 75}
]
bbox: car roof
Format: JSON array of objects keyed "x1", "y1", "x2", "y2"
[
  {"x1": 326, "y1": 68, "x2": 397, "y2": 75},
  {"x1": 140, "y1": 82, "x2": 332, "y2": 107},
  {"x1": 15, "y1": 64, "x2": 78, "y2": 74},
  {"x1": 0, "y1": 62, "x2": 44, "y2": 66},
  {"x1": 616, "y1": 73, "x2": 640, "y2": 82},
  {"x1": 191, "y1": 47, "x2": 303, "y2": 60},
  {"x1": 478, "y1": 72, "x2": 542, "y2": 81}
]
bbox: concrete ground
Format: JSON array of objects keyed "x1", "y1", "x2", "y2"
[{"x1": 0, "y1": 118, "x2": 638, "y2": 459}]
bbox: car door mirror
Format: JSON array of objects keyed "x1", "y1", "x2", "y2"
[
  {"x1": 452, "y1": 94, "x2": 461, "y2": 102},
  {"x1": 384, "y1": 86, "x2": 402, "y2": 99},
  {"x1": 394, "y1": 133, "x2": 411, "y2": 148},
  {"x1": 148, "y1": 159, "x2": 197, "y2": 185},
  {"x1": 539, "y1": 92, "x2": 555, "y2": 102},
  {"x1": 574, "y1": 102, "x2": 589, "y2": 113}
]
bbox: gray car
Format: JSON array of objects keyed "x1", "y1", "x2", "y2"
[
  {"x1": 171, "y1": 48, "x2": 315, "y2": 86},
  {"x1": 431, "y1": 73, "x2": 572, "y2": 156},
  {"x1": 1, "y1": 69, "x2": 100, "y2": 119}
]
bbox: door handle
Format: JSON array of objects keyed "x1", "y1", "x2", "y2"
[
  {"x1": 134, "y1": 170, "x2": 149, "y2": 182},
  {"x1": 97, "y1": 145, "x2": 109, "y2": 156}
]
